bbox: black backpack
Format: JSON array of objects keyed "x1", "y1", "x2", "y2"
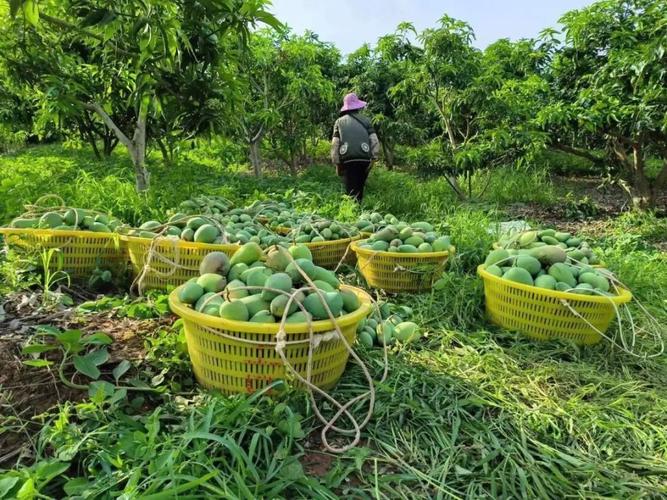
[{"x1": 338, "y1": 114, "x2": 372, "y2": 164}]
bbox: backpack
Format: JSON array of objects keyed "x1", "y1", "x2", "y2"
[{"x1": 337, "y1": 114, "x2": 372, "y2": 164}]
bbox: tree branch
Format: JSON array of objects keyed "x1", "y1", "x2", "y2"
[
  {"x1": 83, "y1": 102, "x2": 132, "y2": 149},
  {"x1": 550, "y1": 142, "x2": 604, "y2": 165}
]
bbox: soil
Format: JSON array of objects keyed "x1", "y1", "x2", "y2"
[{"x1": 0, "y1": 289, "x2": 172, "y2": 467}]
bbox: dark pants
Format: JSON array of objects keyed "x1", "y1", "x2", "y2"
[{"x1": 341, "y1": 160, "x2": 371, "y2": 202}]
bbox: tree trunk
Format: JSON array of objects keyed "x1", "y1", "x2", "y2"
[
  {"x1": 249, "y1": 139, "x2": 262, "y2": 177},
  {"x1": 84, "y1": 101, "x2": 149, "y2": 192},
  {"x1": 157, "y1": 138, "x2": 170, "y2": 164},
  {"x1": 381, "y1": 140, "x2": 394, "y2": 170}
]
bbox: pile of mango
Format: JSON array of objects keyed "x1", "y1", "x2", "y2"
[
  {"x1": 357, "y1": 222, "x2": 452, "y2": 254},
  {"x1": 178, "y1": 195, "x2": 232, "y2": 215},
  {"x1": 127, "y1": 215, "x2": 228, "y2": 244},
  {"x1": 177, "y1": 243, "x2": 363, "y2": 323},
  {"x1": 484, "y1": 247, "x2": 614, "y2": 295},
  {"x1": 354, "y1": 212, "x2": 403, "y2": 234},
  {"x1": 498, "y1": 228, "x2": 599, "y2": 265},
  {"x1": 287, "y1": 219, "x2": 360, "y2": 243},
  {"x1": 9, "y1": 208, "x2": 123, "y2": 233},
  {"x1": 356, "y1": 302, "x2": 420, "y2": 347}
]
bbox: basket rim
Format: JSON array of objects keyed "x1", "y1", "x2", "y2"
[
  {"x1": 121, "y1": 234, "x2": 240, "y2": 251},
  {"x1": 0, "y1": 227, "x2": 122, "y2": 239},
  {"x1": 350, "y1": 239, "x2": 455, "y2": 259},
  {"x1": 477, "y1": 264, "x2": 632, "y2": 304},
  {"x1": 169, "y1": 284, "x2": 372, "y2": 335}
]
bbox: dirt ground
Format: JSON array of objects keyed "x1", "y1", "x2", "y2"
[{"x1": 0, "y1": 289, "x2": 171, "y2": 466}]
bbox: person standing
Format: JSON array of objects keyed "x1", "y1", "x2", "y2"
[{"x1": 331, "y1": 93, "x2": 380, "y2": 202}]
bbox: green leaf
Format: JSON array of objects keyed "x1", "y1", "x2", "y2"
[
  {"x1": 23, "y1": 0, "x2": 39, "y2": 27},
  {"x1": 88, "y1": 380, "x2": 115, "y2": 399},
  {"x1": 82, "y1": 332, "x2": 113, "y2": 346},
  {"x1": 22, "y1": 344, "x2": 57, "y2": 354},
  {"x1": 16, "y1": 478, "x2": 34, "y2": 500},
  {"x1": 0, "y1": 477, "x2": 19, "y2": 497},
  {"x1": 36, "y1": 325, "x2": 61, "y2": 336},
  {"x1": 112, "y1": 360, "x2": 131, "y2": 381},
  {"x1": 23, "y1": 359, "x2": 54, "y2": 368},
  {"x1": 63, "y1": 478, "x2": 92, "y2": 496},
  {"x1": 85, "y1": 348, "x2": 109, "y2": 367},
  {"x1": 73, "y1": 355, "x2": 100, "y2": 380}
]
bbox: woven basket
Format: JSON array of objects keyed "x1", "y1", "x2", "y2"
[
  {"x1": 0, "y1": 228, "x2": 126, "y2": 279},
  {"x1": 168, "y1": 284, "x2": 372, "y2": 394},
  {"x1": 351, "y1": 240, "x2": 454, "y2": 293},
  {"x1": 477, "y1": 265, "x2": 632, "y2": 345},
  {"x1": 123, "y1": 235, "x2": 239, "y2": 290}
]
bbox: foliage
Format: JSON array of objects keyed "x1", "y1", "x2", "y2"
[
  {"x1": 4, "y1": 0, "x2": 280, "y2": 190},
  {"x1": 541, "y1": 0, "x2": 667, "y2": 207}
]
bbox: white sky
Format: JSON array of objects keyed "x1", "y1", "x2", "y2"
[{"x1": 269, "y1": 0, "x2": 596, "y2": 55}]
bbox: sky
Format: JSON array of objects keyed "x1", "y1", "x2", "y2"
[{"x1": 269, "y1": 0, "x2": 596, "y2": 55}]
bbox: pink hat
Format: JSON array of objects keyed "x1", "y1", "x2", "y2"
[{"x1": 340, "y1": 93, "x2": 367, "y2": 112}]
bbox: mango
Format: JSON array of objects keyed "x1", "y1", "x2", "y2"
[
  {"x1": 181, "y1": 227, "x2": 195, "y2": 241},
  {"x1": 186, "y1": 217, "x2": 208, "y2": 230},
  {"x1": 230, "y1": 242, "x2": 263, "y2": 266},
  {"x1": 548, "y1": 263, "x2": 577, "y2": 288},
  {"x1": 245, "y1": 267, "x2": 273, "y2": 290},
  {"x1": 266, "y1": 246, "x2": 291, "y2": 271},
  {"x1": 432, "y1": 236, "x2": 451, "y2": 252},
  {"x1": 224, "y1": 279, "x2": 248, "y2": 300},
  {"x1": 239, "y1": 295, "x2": 271, "y2": 316},
  {"x1": 270, "y1": 294, "x2": 298, "y2": 317},
  {"x1": 394, "y1": 321, "x2": 420, "y2": 343},
  {"x1": 341, "y1": 289, "x2": 360, "y2": 312},
  {"x1": 261, "y1": 273, "x2": 293, "y2": 301},
  {"x1": 515, "y1": 255, "x2": 542, "y2": 276},
  {"x1": 11, "y1": 218, "x2": 38, "y2": 228},
  {"x1": 90, "y1": 222, "x2": 111, "y2": 233},
  {"x1": 285, "y1": 311, "x2": 313, "y2": 324},
  {"x1": 178, "y1": 282, "x2": 204, "y2": 304},
  {"x1": 195, "y1": 292, "x2": 223, "y2": 312},
  {"x1": 286, "y1": 259, "x2": 316, "y2": 282},
  {"x1": 288, "y1": 244, "x2": 312, "y2": 261},
  {"x1": 534, "y1": 275, "x2": 557, "y2": 290},
  {"x1": 502, "y1": 267, "x2": 534, "y2": 286},
  {"x1": 528, "y1": 245, "x2": 567, "y2": 266},
  {"x1": 485, "y1": 249, "x2": 511, "y2": 267},
  {"x1": 228, "y1": 263, "x2": 249, "y2": 282},
  {"x1": 194, "y1": 224, "x2": 219, "y2": 244},
  {"x1": 358, "y1": 330, "x2": 374, "y2": 348},
  {"x1": 312, "y1": 266, "x2": 339, "y2": 289},
  {"x1": 39, "y1": 212, "x2": 64, "y2": 229},
  {"x1": 197, "y1": 273, "x2": 227, "y2": 293},
  {"x1": 486, "y1": 264, "x2": 503, "y2": 277},
  {"x1": 219, "y1": 300, "x2": 249, "y2": 321},
  {"x1": 199, "y1": 251, "x2": 230, "y2": 276},
  {"x1": 249, "y1": 310, "x2": 276, "y2": 323},
  {"x1": 139, "y1": 220, "x2": 161, "y2": 231}
]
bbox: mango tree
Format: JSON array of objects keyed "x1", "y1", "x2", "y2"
[
  {"x1": 6, "y1": 0, "x2": 278, "y2": 191},
  {"x1": 236, "y1": 30, "x2": 337, "y2": 176},
  {"x1": 544, "y1": 0, "x2": 667, "y2": 208},
  {"x1": 390, "y1": 17, "x2": 482, "y2": 198}
]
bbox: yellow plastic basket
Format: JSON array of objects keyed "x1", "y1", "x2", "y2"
[
  {"x1": 0, "y1": 228, "x2": 127, "y2": 279},
  {"x1": 123, "y1": 235, "x2": 239, "y2": 290},
  {"x1": 477, "y1": 265, "x2": 632, "y2": 345},
  {"x1": 169, "y1": 285, "x2": 372, "y2": 394},
  {"x1": 351, "y1": 240, "x2": 455, "y2": 293},
  {"x1": 303, "y1": 236, "x2": 361, "y2": 269}
]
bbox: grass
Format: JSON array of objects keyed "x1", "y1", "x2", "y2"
[{"x1": 1, "y1": 144, "x2": 666, "y2": 498}]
